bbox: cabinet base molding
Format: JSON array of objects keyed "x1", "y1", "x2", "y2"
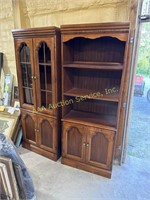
[
  {"x1": 22, "y1": 142, "x2": 59, "y2": 161},
  {"x1": 61, "y1": 157, "x2": 111, "y2": 178}
]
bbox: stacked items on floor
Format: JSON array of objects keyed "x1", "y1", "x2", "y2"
[
  {"x1": 0, "y1": 108, "x2": 22, "y2": 146},
  {"x1": 0, "y1": 133, "x2": 36, "y2": 200},
  {"x1": 0, "y1": 156, "x2": 19, "y2": 199},
  {"x1": 0, "y1": 52, "x2": 22, "y2": 147}
]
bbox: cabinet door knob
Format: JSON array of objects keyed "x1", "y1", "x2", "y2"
[
  {"x1": 83, "y1": 142, "x2": 86, "y2": 147},
  {"x1": 86, "y1": 143, "x2": 89, "y2": 147},
  {"x1": 31, "y1": 76, "x2": 34, "y2": 79},
  {"x1": 34, "y1": 76, "x2": 37, "y2": 80}
]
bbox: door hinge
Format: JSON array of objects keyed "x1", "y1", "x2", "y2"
[
  {"x1": 122, "y1": 102, "x2": 127, "y2": 108},
  {"x1": 130, "y1": 37, "x2": 134, "y2": 44},
  {"x1": 118, "y1": 145, "x2": 121, "y2": 150}
]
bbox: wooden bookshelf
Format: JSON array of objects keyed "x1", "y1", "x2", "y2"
[{"x1": 61, "y1": 22, "x2": 130, "y2": 178}]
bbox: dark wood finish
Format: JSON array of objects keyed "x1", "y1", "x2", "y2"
[
  {"x1": 62, "y1": 110, "x2": 116, "y2": 130},
  {"x1": 61, "y1": 157, "x2": 111, "y2": 178},
  {"x1": 61, "y1": 22, "x2": 130, "y2": 177},
  {"x1": 38, "y1": 116, "x2": 56, "y2": 153},
  {"x1": 12, "y1": 27, "x2": 61, "y2": 160},
  {"x1": 64, "y1": 88, "x2": 119, "y2": 102},
  {"x1": 63, "y1": 37, "x2": 125, "y2": 63},
  {"x1": 63, "y1": 62, "x2": 123, "y2": 70},
  {"x1": 86, "y1": 127, "x2": 115, "y2": 170},
  {"x1": 21, "y1": 111, "x2": 36, "y2": 145},
  {"x1": 14, "y1": 38, "x2": 36, "y2": 111},
  {"x1": 21, "y1": 110, "x2": 59, "y2": 160},
  {"x1": 62, "y1": 122, "x2": 86, "y2": 162},
  {"x1": 62, "y1": 122, "x2": 116, "y2": 178}
]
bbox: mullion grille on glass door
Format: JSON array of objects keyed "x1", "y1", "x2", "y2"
[
  {"x1": 44, "y1": 43, "x2": 48, "y2": 108},
  {"x1": 23, "y1": 44, "x2": 33, "y2": 104}
]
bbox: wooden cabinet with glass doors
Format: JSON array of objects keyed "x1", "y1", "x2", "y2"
[{"x1": 12, "y1": 27, "x2": 61, "y2": 160}]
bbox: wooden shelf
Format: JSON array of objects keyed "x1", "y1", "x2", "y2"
[
  {"x1": 39, "y1": 62, "x2": 51, "y2": 66},
  {"x1": 23, "y1": 86, "x2": 32, "y2": 89},
  {"x1": 63, "y1": 61, "x2": 123, "y2": 70},
  {"x1": 20, "y1": 62, "x2": 31, "y2": 64},
  {"x1": 62, "y1": 110, "x2": 117, "y2": 130},
  {"x1": 40, "y1": 89, "x2": 52, "y2": 92},
  {"x1": 64, "y1": 88, "x2": 119, "y2": 102}
]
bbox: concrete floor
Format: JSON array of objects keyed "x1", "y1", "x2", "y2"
[
  {"x1": 127, "y1": 78, "x2": 150, "y2": 160},
  {"x1": 18, "y1": 147, "x2": 150, "y2": 200}
]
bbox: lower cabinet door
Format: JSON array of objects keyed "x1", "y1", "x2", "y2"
[
  {"x1": 62, "y1": 122, "x2": 86, "y2": 162},
  {"x1": 86, "y1": 127, "x2": 116, "y2": 170},
  {"x1": 37, "y1": 116, "x2": 56, "y2": 153},
  {"x1": 21, "y1": 111, "x2": 37, "y2": 145}
]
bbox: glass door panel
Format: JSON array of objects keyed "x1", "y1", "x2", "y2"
[
  {"x1": 39, "y1": 65, "x2": 45, "y2": 90},
  {"x1": 19, "y1": 43, "x2": 34, "y2": 105},
  {"x1": 46, "y1": 67, "x2": 52, "y2": 91},
  {"x1": 37, "y1": 41, "x2": 52, "y2": 111},
  {"x1": 47, "y1": 92, "x2": 52, "y2": 108},
  {"x1": 41, "y1": 91, "x2": 46, "y2": 107},
  {"x1": 38, "y1": 42, "x2": 51, "y2": 64}
]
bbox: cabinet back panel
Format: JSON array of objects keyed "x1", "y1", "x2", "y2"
[
  {"x1": 64, "y1": 68, "x2": 122, "y2": 93},
  {"x1": 63, "y1": 69, "x2": 74, "y2": 91},
  {"x1": 63, "y1": 44, "x2": 74, "y2": 63},
  {"x1": 63, "y1": 96, "x2": 117, "y2": 116},
  {"x1": 62, "y1": 96, "x2": 74, "y2": 116},
  {"x1": 63, "y1": 37, "x2": 125, "y2": 63},
  {"x1": 73, "y1": 98, "x2": 117, "y2": 116}
]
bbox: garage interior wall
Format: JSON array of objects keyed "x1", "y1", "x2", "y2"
[
  {"x1": 0, "y1": 0, "x2": 130, "y2": 86},
  {"x1": 0, "y1": 0, "x2": 135, "y2": 162}
]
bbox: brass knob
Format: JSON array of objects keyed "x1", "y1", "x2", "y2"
[
  {"x1": 32, "y1": 108, "x2": 36, "y2": 113},
  {"x1": 83, "y1": 142, "x2": 86, "y2": 147},
  {"x1": 31, "y1": 76, "x2": 34, "y2": 79},
  {"x1": 86, "y1": 143, "x2": 89, "y2": 147}
]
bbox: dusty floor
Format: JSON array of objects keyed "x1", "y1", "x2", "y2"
[{"x1": 19, "y1": 147, "x2": 150, "y2": 200}]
